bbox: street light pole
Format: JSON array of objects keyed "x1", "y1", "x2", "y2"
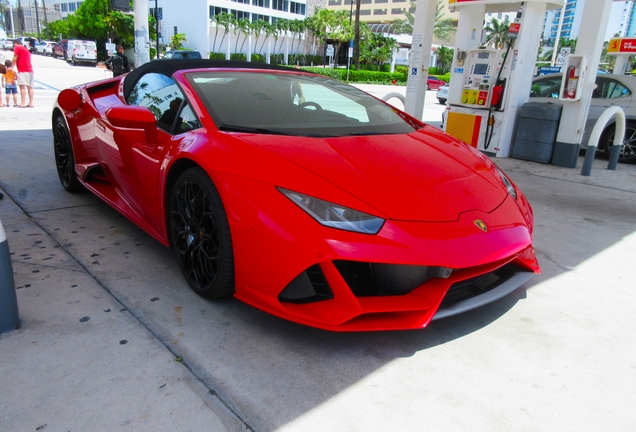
[
  {"x1": 34, "y1": 0, "x2": 41, "y2": 40},
  {"x1": 155, "y1": 0, "x2": 159, "y2": 58},
  {"x1": 9, "y1": 0, "x2": 15, "y2": 39}
]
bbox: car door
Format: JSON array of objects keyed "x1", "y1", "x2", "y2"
[{"x1": 106, "y1": 72, "x2": 201, "y2": 232}]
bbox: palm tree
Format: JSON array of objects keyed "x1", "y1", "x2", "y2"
[
  {"x1": 261, "y1": 21, "x2": 277, "y2": 56},
  {"x1": 170, "y1": 32, "x2": 187, "y2": 50},
  {"x1": 212, "y1": 12, "x2": 232, "y2": 53},
  {"x1": 328, "y1": 10, "x2": 354, "y2": 65},
  {"x1": 435, "y1": 45, "x2": 454, "y2": 73},
  {"x1": 483, "y1": 17, "x2": 512, "y2": 49},
  {"x1": 391, "y1": 0, "x2": 456, "y2": 43},
  {"x1": 251, "y1": 19, "x2": 267, "y2": 55},
  {"x1": 306, "y1": 9, "x2": 328, "y2": 58},
  {"x1": 215, "y1": 13, "x2": 233, "y2": 54},
  {"x1": 235, "y1": 17, "x2": 251, "y2": 54},
  {"x1": 289, "y1": 19, "x2": 306, "y2": 55},
  {"x1": 275, "y1": 18, "x2": 291, "y2": 54}
]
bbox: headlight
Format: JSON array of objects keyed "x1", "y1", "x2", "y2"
[
  {"x1": 496, "y1": 168, "x2": 517, "y2": 200},
  {"x1": 279, "y1": 188, "x2": 385, "y2": 234}
]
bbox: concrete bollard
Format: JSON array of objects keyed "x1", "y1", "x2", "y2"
[{"x1": 0, "y1": 217, "x2": 20, "y2": 332}]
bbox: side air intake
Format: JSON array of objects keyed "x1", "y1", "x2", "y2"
[{"x1": 278, "y1": 264, "x2": 334, "y2": 304}]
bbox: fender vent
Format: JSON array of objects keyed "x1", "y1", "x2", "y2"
[{"x1": 84, "y1": 165, "x2": 109, "y2": 184}]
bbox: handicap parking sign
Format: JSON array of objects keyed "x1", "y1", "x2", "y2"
[{"x1": 411, "y1": 67, "x2": 417, "y2": 76}]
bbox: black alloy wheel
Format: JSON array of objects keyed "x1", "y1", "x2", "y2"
[
  {"x1": 602, "y1": 121, "x2": 636, "y2": 164},
  {"x1": 169, "y1": 168, "x2": 234, "y2": 299},
  {"x1": 53, "y1": 116, "x2": 82, "y2": 192}
]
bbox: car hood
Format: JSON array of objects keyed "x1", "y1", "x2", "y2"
[{"x1": 235, "y1": 127, "x2": 508, "y2": 222}]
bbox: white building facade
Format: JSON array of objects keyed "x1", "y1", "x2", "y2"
[{"x1": 157, "y1": 0, "x2": 310, "y2": 57}]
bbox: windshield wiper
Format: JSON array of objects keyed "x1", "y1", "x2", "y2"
[{"x1": 219, "y1": 124, "x2": 287, "y2": 135}]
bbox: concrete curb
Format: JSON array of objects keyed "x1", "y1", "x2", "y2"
[{"x1": 0, "y1": 217, "x2": 20, "y2": 332}]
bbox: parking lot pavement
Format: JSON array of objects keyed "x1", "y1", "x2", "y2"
[{"x1": 1, "y1": 57, "x2": 636, "y2": 431}]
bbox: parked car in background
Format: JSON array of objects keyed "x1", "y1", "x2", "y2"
[
  {"x1": 35, "y1": 40, "x2": 56, "y2": 56},
  {"x1": 65, "y1": 40, "x2": 97, "y2": 65},
  {"x1": 427, "y1": 76, "x2": 445, "y2": 90},
  {"x1": 436, "y1": 84, "x2": 449, "y2": 104},
  {"x1": 52, "y1": 40, "x2": 68, "y2": 59},
  {"x1": 1, "y1": 39, "x2": 13, "y2": 50},
  {"x1": 16, "y1": 36, "x2": 38, "y2": 53},
  {"x1": 161, "y1": 50, "x2": 202, "y2": 60},
  {"x1": 53, "y1": 39, "x2": 97, "y2": 65},
  {"x1": 530, "y1": 73, "x2": 636, "y2": 163}
]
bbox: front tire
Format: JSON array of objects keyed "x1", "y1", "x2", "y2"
[
  {"x1": 53, "y1": 116, "x2": 82, "y2": 192},
  {"x1": 601, "y1": 121, "x2": 636, "y2": 164},
  {"x1": 169, "y1": 168, "x2": 235, "y2": 299}
]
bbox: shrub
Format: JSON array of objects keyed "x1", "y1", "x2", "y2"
[
  {"x1": 251, "y1": 53, "x2": 265, "y2": 63},
  {"x1": 209, "y1": 52, "x2": 226, "y2": 60},
  {"x1": 300, "y1": 67, "x2": 408, "y2": 85},
  {"x1": 230, "y1": 53, "x2": 247, "y2": 62}
]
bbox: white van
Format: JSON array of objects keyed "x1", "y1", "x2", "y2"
[{"x1": 67, "y1": 40, "x2": 97, "y2": 66}]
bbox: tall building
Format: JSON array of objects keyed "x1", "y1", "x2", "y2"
[
  {"x1": 543, "y1": 0, "x2": 582, "y2": 44},
  {"x1": 605, "y1": 0, "x2": 636, "y2": 39},
  {"x1": 52, "y1": 1, "x2": 84, "y2": 19},
  {"x1": 6, "y1": 1, "x2": 62, "y2": 35},
  {"x1": 325, "y1": 0, "x2": 459, "y2": 26},
  {"x1": 542, "y1": 0, "x2": 635, "y2": 45}
]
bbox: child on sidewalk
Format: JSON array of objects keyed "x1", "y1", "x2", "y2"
[{"x1": 2, "y1": 60, "x2": 19, "y2": 107}]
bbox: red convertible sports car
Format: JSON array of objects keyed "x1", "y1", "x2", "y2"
[{"x1": 53, "y1": 60, "x2": 539, "y2": 331}]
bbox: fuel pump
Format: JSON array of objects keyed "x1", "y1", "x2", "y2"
[
  {"x1": 458, "y1": 48, "x2": 506, "y2": 109},
  {"x1": 445, "y1": 46, "x2": 513, "y2": 152},
  {"x1": 440, "y1": 0, "x2": 562, "y2": 158}
]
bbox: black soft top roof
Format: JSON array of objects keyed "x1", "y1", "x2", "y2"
[{"x1": 123, "y1": 59, "x2": 297, "y2": 102}]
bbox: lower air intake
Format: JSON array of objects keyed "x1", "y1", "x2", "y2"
[{"x1": 334, "y1": 260, "x2": 452, "y2": 297}]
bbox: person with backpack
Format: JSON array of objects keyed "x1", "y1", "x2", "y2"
[{"x1": 105, "y1": 45, "x2": 131, "y2": 77}]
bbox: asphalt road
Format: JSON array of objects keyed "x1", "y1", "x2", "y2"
[{"x1": 0, "y1": 53, "x2": 635, "y2": 432}]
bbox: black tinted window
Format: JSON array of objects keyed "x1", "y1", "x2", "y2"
[{"x1": 126, "y1": 72, "x2": 201, "y2": 134}]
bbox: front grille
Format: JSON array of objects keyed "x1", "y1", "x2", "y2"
[{"x1": 334, "y1": 260, "x2": 452, "y2": 297}]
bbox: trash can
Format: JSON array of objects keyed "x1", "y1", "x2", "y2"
[{"x1": 512, "y1": 102, "x2": 563, "y2": 164}]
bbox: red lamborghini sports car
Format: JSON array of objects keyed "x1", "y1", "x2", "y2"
[{"x1": 53, "y1": 60, "x2": 539, "y2": 331}]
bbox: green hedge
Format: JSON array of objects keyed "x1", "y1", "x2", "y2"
[
  {"x1": 251, "y1": 54, "x2": 266, "y2": 63},
  {"x1": 299, "y1": 67, "x2": 408, "y2": 85},
  {"x1": 230, "y1": 53, "x2": 247, "y2": 62},
  {"x1": 202, "y1": 56, "x2": 451, "y2": 86}
]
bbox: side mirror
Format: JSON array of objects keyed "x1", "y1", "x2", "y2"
[{"x1": 106, "y1": 105, "x2": 158, "y2": 145}]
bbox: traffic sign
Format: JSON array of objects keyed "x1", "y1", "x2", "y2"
[{"x1": 538, "y1": 66, "x2": 561, "y2": 75}]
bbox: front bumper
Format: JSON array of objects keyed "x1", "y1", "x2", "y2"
[{"x1": 222, "y1": 174, "x2": 539, "y2": 331}]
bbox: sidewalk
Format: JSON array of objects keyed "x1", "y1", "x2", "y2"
[{"x1": 0, "y1": 188, "x2": 244, "y2": 430}]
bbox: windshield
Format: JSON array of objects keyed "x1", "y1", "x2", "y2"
[{"x1": 187, "y1": 71, "x2": 420, "y2": 137}]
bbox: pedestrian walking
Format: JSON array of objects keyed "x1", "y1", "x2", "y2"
[
  {"x1": 105, "y1": 45, "x2": 131, "y2": 77},
  {"x1": 12, "y1": 39, "x2": 34, "y2": 108}
]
